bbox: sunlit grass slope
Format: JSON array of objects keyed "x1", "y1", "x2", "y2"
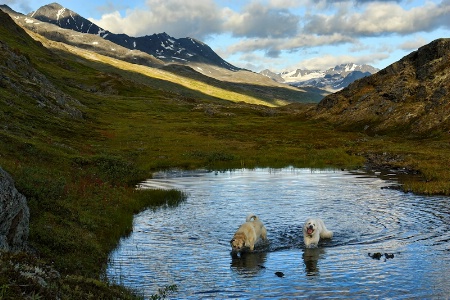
[{"x1": 36, "y1": 33, "x2": 304, "y2": 107}]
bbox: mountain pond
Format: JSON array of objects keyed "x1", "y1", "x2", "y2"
[{"x1": 106, "y1": 168, "x2": 450, "y2": 299}]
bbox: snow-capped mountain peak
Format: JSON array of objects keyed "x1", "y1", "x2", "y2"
[
  {"x1": 261, "y1": 63, "x2": 379, "y2": 91},
  {"x1": 27, "y1": 2, "x2": 239, "y2": 70}
]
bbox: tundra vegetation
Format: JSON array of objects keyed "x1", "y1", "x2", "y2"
[{"x1": 0, "y1": 13, "x2": 449, "y2": 299}]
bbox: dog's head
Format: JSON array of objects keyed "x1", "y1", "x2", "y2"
[
  {"x1": 230, "y1": 233, "x2": 246, "y2": 252},
  {"x1": 304, "y1": 219, "x2": 317, "y2": 236}
]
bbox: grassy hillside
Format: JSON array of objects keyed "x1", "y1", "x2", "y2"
[{"x1": 0, "y1": 10, "x2": 449, "y2": 299}]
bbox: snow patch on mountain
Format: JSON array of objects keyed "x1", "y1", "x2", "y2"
[
  {"x1": 25, "y1": 2, "x2": 240, "y2": 71},
  {"x1": 261, "y1": 63, "x2": 379, "y2": 91},
  {"x1": 56, "y1": 7, "x2": 65, "y2": 20}
]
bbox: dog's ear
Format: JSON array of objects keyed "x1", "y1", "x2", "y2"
[{"x1": 230, "y1": 238, "x2": 235, "y2": 244}]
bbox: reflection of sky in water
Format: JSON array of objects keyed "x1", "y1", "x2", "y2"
[{"x1": 109, "y1": 168, "x2": 450, "y2": 299}]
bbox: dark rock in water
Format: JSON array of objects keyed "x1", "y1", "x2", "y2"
[
  {"x1": 369, "y1": 252, "x2": 395, "y2": 260},
  {"x1": 0, "y1": 167, "x2": 30, "y2": 252},
  {"x1": 275, "y1": 271, "x2": 284, "y2": 277},
  {"x1": 368, "y1": 252, "x2": 383, "y2": 260},
  {"x1": 384, "y1": 253, "x2": 395, "y2": 259}
]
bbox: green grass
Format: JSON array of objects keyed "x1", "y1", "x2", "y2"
[{"x1": 1, "y1": 13, "x2": 450, "y2": 299}]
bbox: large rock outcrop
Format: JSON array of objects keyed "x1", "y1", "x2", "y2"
[
  {"x1": 0, "y1": 167, "x2": 30, "y2": 252},
  {"x1": 315, "y1": 38, "x2": 450, "y2": 135}
]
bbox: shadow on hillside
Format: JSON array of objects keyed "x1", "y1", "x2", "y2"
[
  {"x1": 52, "y1": 48, "x2": 326, "y2": 107},
  {"x1": 159, "y1": 64, "x2": 328, "y2": 104}
]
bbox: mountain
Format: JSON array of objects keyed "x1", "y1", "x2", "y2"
[
  {"x1": 315, "y1": 38, "x2": 450, "y2": 136},
  {"x1": 1, "y1": 5, "x2": 327, "y2": 106},
  {"x1": 0, "y1": 4, "x2": 164, "y2": 68},
  {"x1": 1, "y1": 3, "x2": 328, "y2": 103},
  {"x1": 261, "y1": 63, "x2": 379, "y2": 91},
  {"x1": 27, "y1": 3, "x2": 239, "y2": 71},
  {"x1": 259, "y1": 69, "x2": 285, "y2": 83}
]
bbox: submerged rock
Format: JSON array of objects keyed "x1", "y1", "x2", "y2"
[
  {"x1": 275, "y1": 271, "x2": 284, "y2": 277},
  {"x1": 368, "y1": 252, "x2": 395, "y2": 260},
  {"x1": 0, "y1": 167, "x2": 30, "y2": 251}
]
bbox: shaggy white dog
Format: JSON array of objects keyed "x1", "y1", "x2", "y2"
[
  {"x1": 303, "y1": 218, "x2": 333, "y2": 248},
  {"x1": 230, "y1": 214, "x2": 267, "y2": 255}
]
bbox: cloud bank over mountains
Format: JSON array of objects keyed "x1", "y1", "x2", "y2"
[
  {"x1": 5, "y1": 0, "x2": 450, "y2": 71},
  {"x1": 91, "y1": 1, "x2": 449, "y2": 43},
  {"x1": 87, "y1": 0, "x2": 450, "y2": 71}
]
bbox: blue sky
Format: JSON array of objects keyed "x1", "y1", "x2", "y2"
[{"x1": 5, "y1": 0, "x2": 450, "y2": 72}]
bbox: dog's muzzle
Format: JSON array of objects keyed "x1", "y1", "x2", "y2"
[{"x1": 306, "y1": 225, "x2": 314, "y2": 235}]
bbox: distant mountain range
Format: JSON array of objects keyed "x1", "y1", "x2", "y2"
[
  {"x1": 25, "y1": 3, "x2": 239, "y2": 71},
  {"x1": 261, "y1": 63, "x2": 379, "y2": 91},
  {"x1": 0, "y1": 4, "x2": 330, "y2": 105},
  {"x1": 1, "y1": 3, "x2": 326, "y2": 97},
  {"x1": 0, "y1": 2, "x2": 380, "y2": 102}
]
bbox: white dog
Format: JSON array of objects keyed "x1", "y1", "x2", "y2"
[
  {"x1": 230, "y1": 214, "x2": 267, "y2": 255},
  {"x1": 303, "y1": 218, "x2": 333, "y2": 248}
]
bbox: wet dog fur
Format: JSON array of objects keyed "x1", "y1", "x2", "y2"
[
  {"x1": 303, "y1": 218, "x2": 333, "y2": 248},
  {"x1": 230, "y1": 214, "x2": 267, "y2": 255}
]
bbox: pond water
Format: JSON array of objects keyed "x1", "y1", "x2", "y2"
[{"x1": 107, "y1": 168, "x2": 450, "y2": 299}]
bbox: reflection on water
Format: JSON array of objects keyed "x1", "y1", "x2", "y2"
[
  {"x1": 107, "y1": 168, "x2": 450, "y2": 299},
  {"x1": 231, "y1": 252, "x2": 267, "y2": 276},
  {"x1": 303, "y1": 248, "x2": 325, "y2": 276}
]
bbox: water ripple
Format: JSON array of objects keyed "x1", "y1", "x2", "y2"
[{"x1": 108, "y1": 168, "x2": 450, "y2": 299}]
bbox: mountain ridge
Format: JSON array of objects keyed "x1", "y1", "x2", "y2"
[
  {"x1": 261, "y1": 63, "x2": 379, "y2": 91},
  {"x1": 1, "y1": 3, "x2": 328, "y2": 103},
  {"x1": 0, "y1": 3, "x2": 165, "y2": 68},
  {"x1": 27, "y1": 2, "x2": 240, "y2": 71}
]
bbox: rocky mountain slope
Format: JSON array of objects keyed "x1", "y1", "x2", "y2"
[
  {"x1": 27, "y1": 2, "x2": 239, "y2": 71},
  {"x1": 0, "y1": 4, "x2": 164, "y2": 68},
  {"x1": 315, "y1": 38, "x2": 450, "y2": 135},
  {"x1": 261, "y1": 63, "x2": 379, "y2": 91},
  {"x1": 0, "y1": 11, "x2": 84, "y2": 120}
]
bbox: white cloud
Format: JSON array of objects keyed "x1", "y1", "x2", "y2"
[
  {"x1": 92, "y1": 0, "x2": 223, "y2": 38},
  {"x1": 304, "y1": 1, "x2": 450, "y2": 37},
  {"x1": 294, "y1": 53, "x2": 389, "y2": 70},
  {"x1": 399, "y1": 36, "x2": 429, "y2": 51},
  {"x1": 2, "y1": 0, "x2": 32, "y2": 13},
  {"x1": 225, "y1": 33, "x2": 354, "y2": 57},
  {"x1": 267, "y1": 0, "x2": 305, "y2": 9},
  {"x1": 91, "y1": 0, "x2": 450, "y2": 50},
  {"x1": 94, "y1": 2, "x2": 128, "y2": 15},
  {"x1": 223, "y1": 2, "x2": 300, "y2": 38}
]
